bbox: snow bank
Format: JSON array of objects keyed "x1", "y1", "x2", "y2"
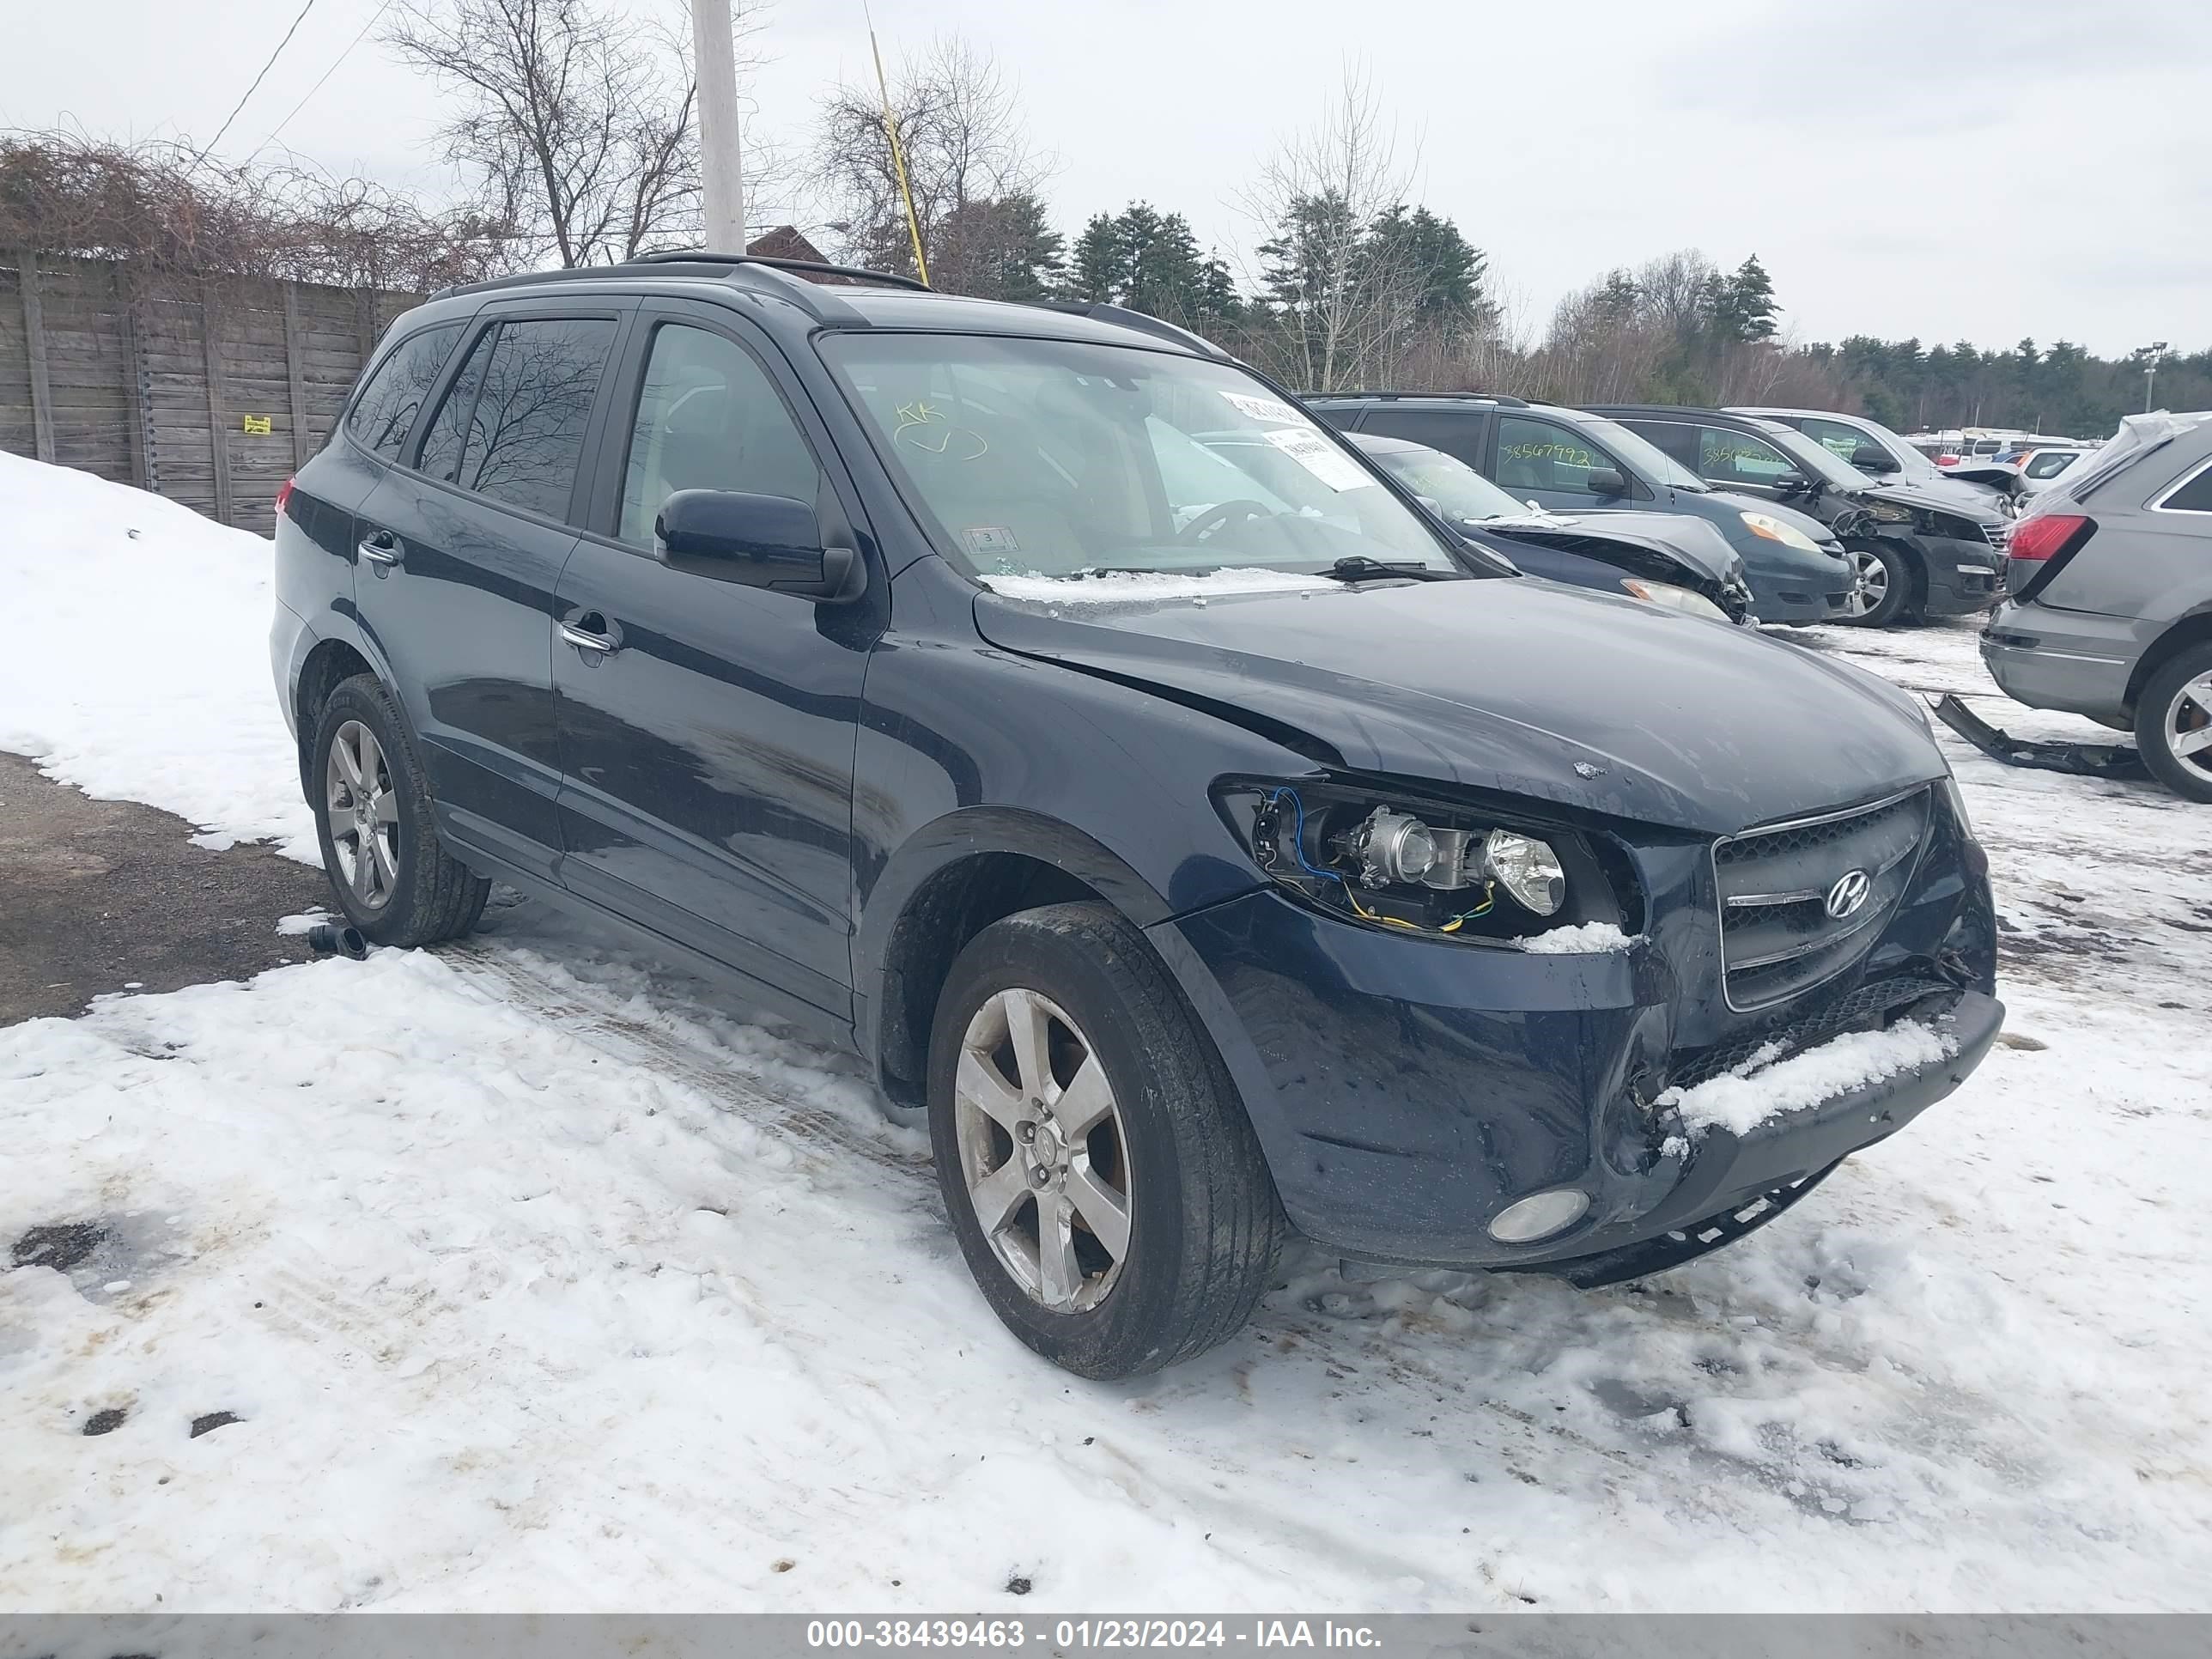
[
  {"x1": 1660, "y1": 1019, "x2": 1959, "y2": 1138},
  {"x1": 0, "y1": 453, "x2": 317, "y2": 860},
  {"x1": 980, "y1": 568, "x2": 1337, "y2": 605},
  {"x1": 1518, "y1": 921, "x2": 1635, "y2": 954}
]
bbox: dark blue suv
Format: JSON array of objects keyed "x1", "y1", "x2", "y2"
[{"x1": 270, "y1": 255, "x2": 2002, "y2": 1378}]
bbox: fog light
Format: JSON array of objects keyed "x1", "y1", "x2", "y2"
[{"x1": 1487, "y1": 1188, "x2": 1589, "y2": 1243}]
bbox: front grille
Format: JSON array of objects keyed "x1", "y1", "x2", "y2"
[{"x1": 1712, "y1": 787, "x2": 1932, "y2": 1011}]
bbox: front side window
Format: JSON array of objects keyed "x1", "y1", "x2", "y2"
[
  {"x1": 617, "y1": 325, "x2": 823, "y2": 548},
  {"x1": 822, "y1": 333, "x2": 1459, "y2": 579},
  {"x1": 434, "y1": 317, "x2": 617, "y2": 520},
  {"x1": 1496, "y1": 416, "x2": 1620, "y2": 497},
  {"x1": 1696, "y1": 425, "x2": 1798, "y2": 488},
  {"x1": 1801, "y1": 416, "x2": 1881, "y2": 463},
  {"x1": 347, "y1": 323, "x2": 463, "y2": 459}
]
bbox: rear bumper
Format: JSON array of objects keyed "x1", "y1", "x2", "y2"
[
  {"x1": 1980, "y1": 601, "x2": 2136, "y2": 720},
  {"x1": 1900, "y1": 532, "x2": 2003, "y2": 617},
  {"x1": 1153, "y1": 828, "x2": 1997, "y2": 1273}
]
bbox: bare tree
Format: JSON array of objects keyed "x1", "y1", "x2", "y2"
[
  {"x1": 1241, "y1": 68, "x2": 1420, "y2": 392},
  {"x1": 387, "y1": 0, "x2": 769, "y2": 267},
  {"x1": 810, "y1": 35, "x2": 1056, "y2": 290},
  {"x1": 0, "y1": 128, "x2": 519, "y2": 289}
]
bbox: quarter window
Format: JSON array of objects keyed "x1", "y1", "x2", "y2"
[
  {"x1": 617, "y1": 325, "x2": 823, "y2": 548},
  {"x1": 2161, "y1": 462, "x2": 2212, "y2": 513},
  {"x1": 1495, "y1": 416, "x2": 1615, "y2": 496},
  {"x1": 346, "y1": 324, "x2": 462, "y2": 459},
  {"x1": 427, "y1": 318, "x2": 617, "y2": 520}
]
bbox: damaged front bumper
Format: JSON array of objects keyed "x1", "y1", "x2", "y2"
[{"x1": 1152, "y1": 802, "x2": 1999, "y2": 1282}]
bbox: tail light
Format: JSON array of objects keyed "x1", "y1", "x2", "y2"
[
  {"x1": 1936, "y1": 453, "x2": 1960, "y2": 466},
  {"x1": 2007, "y1": 513, "x2": 2093, "y2": 562},
  {"x1": 275, "y1": 477, "x2": 295, "y2": 520}
]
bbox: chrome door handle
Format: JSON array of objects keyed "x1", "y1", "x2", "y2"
[
  {"x1": 358, "y1": 533, "x2": 402, "y2": 568},
  {"x1": 560, "y1": 620, "x2": 620, "y2": 655}
]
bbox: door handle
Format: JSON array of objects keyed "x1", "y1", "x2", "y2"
[
  {"x1": 559, "y1": 612, "x2": 623, "y2": 656},
  {"x1": 358, "y1": 531, "x2": 402, "y2": 570}
]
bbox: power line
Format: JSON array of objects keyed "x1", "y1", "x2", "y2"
[
  {"x1": 253, "y1": 0, "x2": 398, "y2": 158},
  {"x1": 205, "y1": 0, "x2": 324, "y2": 156}
]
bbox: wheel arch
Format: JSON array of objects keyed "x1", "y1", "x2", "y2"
[
  {"x1": 2124, "y1": 606, "x2": 2212, "y2": 713},
  {"x1": 295, "y1": 637, "x2": 378, "y2": 795},
  {"x1": 859, "y1": 809, "x2": 1186, "y2": 1111}
]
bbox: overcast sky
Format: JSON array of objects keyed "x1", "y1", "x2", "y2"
[{"x1": 8, "y1": 0, "x2": 2206, "y2": 356}]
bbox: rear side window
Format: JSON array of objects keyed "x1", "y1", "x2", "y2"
[
  {"x1": 1496, "y1": 415, "x2": 1615, "y2": 496},
  {"x1": 1358, "y1": 406, "x2": 1486, "y2": 468},
  {"x1": 2025, "y1": 450, "x2": 2081, "y2": 480},
  {"x1": 2160, "y1": 463, "x2": 2212, "y2": 513},
  {"x1": 347, "y1": 324, "x2": 463, "y2": 459},
  {"x1": 427, "y1": 317, "x2": 617, "y2": 520},
  {"x1": 1624, "y1": 420, "x2": 1699, "y2": 470}
]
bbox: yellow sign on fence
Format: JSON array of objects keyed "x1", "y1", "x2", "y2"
[{"x1": 241, "y1": 414, "x2": 272, "y2": 435}]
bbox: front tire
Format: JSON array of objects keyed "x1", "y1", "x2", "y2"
[
  {"x1": 2136, "y1": 643, "x2": 2212, "y2": 803},
  {"x1": 1837, "y1": 540, "x2": 1911, "y2": 627},
  {"x1": 926, "y1": 902, "x2": 1285, "y2": 1378},
  {"x1": 311, "y1": 675, "x2": 490, "y2": 946}
]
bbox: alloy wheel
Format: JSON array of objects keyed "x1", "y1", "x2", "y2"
[
  {"x1": 2164, "y1": 672, "x2": 2212, "y2": 782},
  {"x1": 325, "y1": 719, "x2": 400, "y2": 910},
  {"x1": 1842, "y1": 549, "x2": 1889, "y2": 618},
  {"x1": 951, "y1": 987, "x2": 1133, "y2": 1313}
]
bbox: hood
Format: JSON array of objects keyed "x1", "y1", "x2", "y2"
[
  {"x1": 1475, "y1": 509, "x2": 1739, "y2": 584},
  {"x1": 1892, "y1": 469, "x2": 2011, "y2": 514},
  {"x1": 972, "y1": 574, "x2": 1942, "y2": 836},
  {"x1": 1865, "y1": 479, "x2": 2007, "y2": 527}
]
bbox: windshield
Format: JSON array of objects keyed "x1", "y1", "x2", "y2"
[
  {"x1": 1752, "y1": 420, "x2": 1874, "y2": 490},
  {"x1": 1574, "y1": 414, "x2": 1710, "y2": 492},
  {"x1": 822, "y1": 333, "x2": 1461, "y2": 579},
  {"x1": 1365, "y1": 445, "x2": 1533, "y2": 523}
]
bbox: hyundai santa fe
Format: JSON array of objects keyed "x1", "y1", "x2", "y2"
[{"x1": 270, "y1": 254, "x2": 2002, "y2": 1378}]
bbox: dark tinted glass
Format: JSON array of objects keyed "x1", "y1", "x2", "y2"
[
  {"x1": 1626, "y1": 419, "x2": 1700, "y2": 469},
  {"x1": 416, "y1": 327, "x2": 495, "y2": 483},
  {"x1": 2163, "y1": 464, "x2": 2212, "y2": 512},
  {"x1": 448, "y1": 318, "x2": 617, "y2": 520},
  {"x1": 346, "y1": 324, "x2": 462, "y2": 458},
  {"x1": 1359, "y1": 406, "x2": 1486, "y2": 468}
]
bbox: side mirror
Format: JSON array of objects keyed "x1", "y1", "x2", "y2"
[
  {"x1": 1850, "y1": 446, "x2": 1899, "y2": 475},
  {"x1": 655, "y1": 489, "x2": 863, "y2": 602},
  {"x1": 1772, "y1": 471, "x2": 1812, "y2": 494},
  {"x1": 1583, "y1": 467, "x2": 1628, "y2": 497}
]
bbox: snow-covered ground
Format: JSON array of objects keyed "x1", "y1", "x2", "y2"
[{"x1": 3, "y1": 452, "x2": 2210, "y2": 1613}]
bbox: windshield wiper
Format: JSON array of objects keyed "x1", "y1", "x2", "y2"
[{"x1": 1319, "y1": 556, "x2": 1459, "y2": 583}]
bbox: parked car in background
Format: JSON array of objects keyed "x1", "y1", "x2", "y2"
[
  {"x1": 1305, "y1": 392, "x2": 1852, "y2": 623},
  {"x1": 1592, "y1": 405, "x2": 2008, "y2": 627},
  {"x1": 1346, "y1": 431, "x2": 1754, "y2": 623},
  {"x1": 1983, "y1": 412, "x2": 2212, "y2": 800},
  {"x1": 270, "y1": 254, "x2": 2002, "y2": 1376},
  {"x1": 2011, "y1": 445, "x2": 2093, "y2": 496},
  {"x1": 1737, "y1": 407, "x2": 2018, "y2": 518}
]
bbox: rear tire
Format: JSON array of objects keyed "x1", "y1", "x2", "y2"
[
  {"x1": 2136, "y1": 642, "x2": 2212, "y2": 804},
  {"x1": 926, "y1": 902, "x2": 1285, "y2": 1378},
  {"x1": 1837, "y1": 540, "x2": 1911, "y2": 628},
  {"x1": 310, "y1": 675, "x2": 490, "y2": 947}
]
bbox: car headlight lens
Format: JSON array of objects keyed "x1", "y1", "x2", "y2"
[
  {"x1": 1220, "y1": 781, "x2": 1613, "y2": 942},
  {"x1": 1482, "y1": 830, "x2": 1566, "y2": 916},
  {"x1": 1868, "y1": 499, "x2": 1913, "y2": 524},
  {"x1": 1941, "y1": 773, "x2": 1974, "y2": 840},
  {"x1": 1620, "y1": 578, "x2": 1729, "y2": 622},
  {"x1": 1741, "y1": 511, "x2": 1825, "y2": 553}
]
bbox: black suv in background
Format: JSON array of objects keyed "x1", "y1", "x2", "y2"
[
  {"x1": 1591, "y1": 406, "x2": 2008, "y2": 627},
  {"x1": 1304, "y1": 392, "x2": 1853, "y2": 624},
  {"x1": 270, "y1": 256, "x2": 2000, "y2": 1378}
]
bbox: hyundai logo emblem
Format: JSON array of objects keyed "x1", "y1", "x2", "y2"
[{"x1": 1825, "y1": 868, "x2": 1873, "y2": 920}]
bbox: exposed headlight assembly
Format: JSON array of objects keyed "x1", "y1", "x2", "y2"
[
  {"x1": 1221, "y1": 781, "x2": 1620, "y2": 942},
  {"x1": 1740, "y1": 511, "x2": 1825, "y2": 554},
  {"x1": 1620, "y1": 578, "x2": 1729, "y2": 622}
]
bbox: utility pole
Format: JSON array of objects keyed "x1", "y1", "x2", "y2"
[
  {"x1": 692, "y1": 0, "x2": 746, "y2": 252},
  {"x1": 2142, "y1": 341, "x2": 2170, "y2": 413}
]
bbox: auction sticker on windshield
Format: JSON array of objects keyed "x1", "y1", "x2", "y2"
[
  {"x1": 1218, "y1": 389, "x2": 1304, "y2": 425},
  {"x1": 1262, "y1": 425, "x2": 1371, "y2": 491}
]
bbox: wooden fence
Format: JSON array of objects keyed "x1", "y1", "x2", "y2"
[{"x1": 2, "y1": 252, "x2": 422, "y2": 537}]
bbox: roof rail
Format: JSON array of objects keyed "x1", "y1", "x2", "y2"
[
  {"x1": 1296, "y1": 389, "x2": 1530, "y2": 408},
  {"x1": 429, "y1": 252, "x2": 930, "y2": 319},
  {"x1": 1025, "y1": 301, "x2": 1232, "y2": 359}
]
